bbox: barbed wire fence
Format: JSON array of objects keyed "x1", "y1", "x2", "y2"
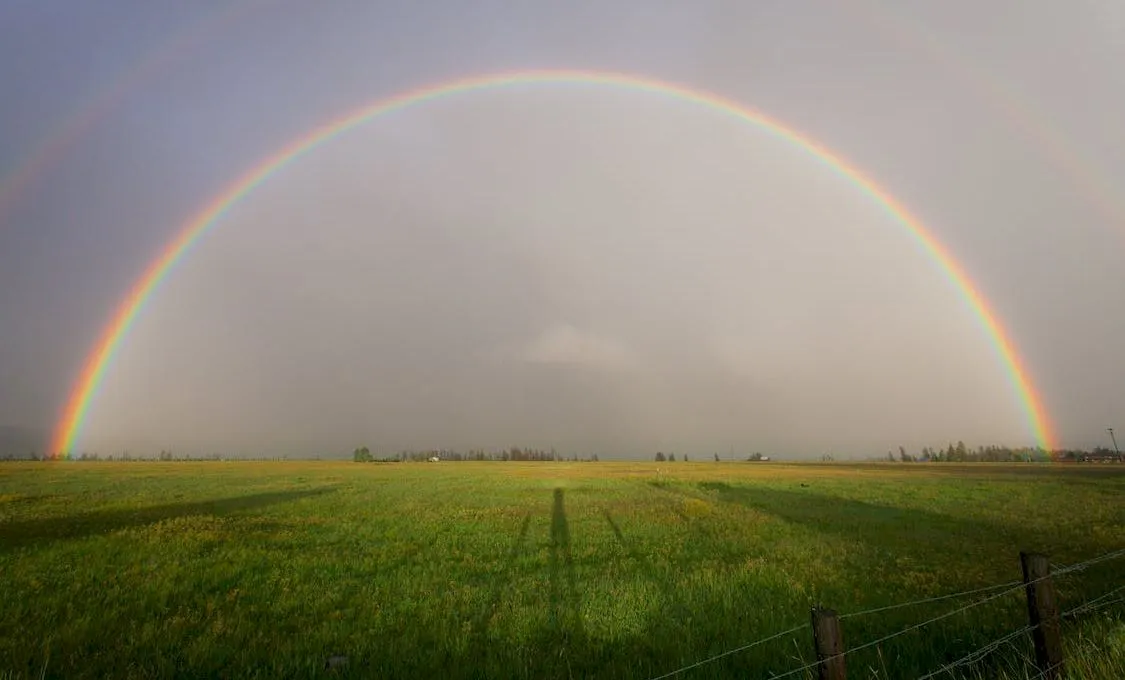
[
  {"x1": 917, "y1": 585, "x2": 1125, "y2": 680},
  {"x1": 646, "y1": 546, "x2": 1125, "y2": 680}
]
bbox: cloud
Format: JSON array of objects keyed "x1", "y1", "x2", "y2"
[{"x1": 520, "y1": 323, "x2": 640, "y2": 371}]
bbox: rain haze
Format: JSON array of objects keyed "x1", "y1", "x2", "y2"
[{"x1": 1, "y1": 0, "x2": 1123, "y2": 458}]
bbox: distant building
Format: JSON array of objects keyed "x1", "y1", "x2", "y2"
[{"x1": 1078, "y1": 450, "x2": 1121, "y2": 463}]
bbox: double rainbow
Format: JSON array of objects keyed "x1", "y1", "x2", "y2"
[{"x1": 50, "y1": 70, "x2": 1056, "y2": 455}]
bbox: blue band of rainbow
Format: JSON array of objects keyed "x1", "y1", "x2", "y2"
[{"x1": 51, "y1": 70, "x2": 1056, "y2": 455}]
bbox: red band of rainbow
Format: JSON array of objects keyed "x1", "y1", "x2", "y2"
[{"x1": 50, "y1": 70, "x2": 1056, "y2": 456}]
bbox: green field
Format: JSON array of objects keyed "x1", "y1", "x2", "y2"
[{"x1": 1, "y1": 462, "x2": 1123, "y2": 679}]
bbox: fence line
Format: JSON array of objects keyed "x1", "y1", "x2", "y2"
[
  {"x1": 645, "y1": 580, "x2": 1027, "y2": 680},
  {"x1": 915, "y1": 625, "x2": 1036, "y2": 680},
  {"x1": 770, "y1": 580, "x2": 1034, "y2": 680},
  {"x1": 645, "y1": 623, "x2": 806, "y2": 680},
  {"x1": 1063, "y1": 584, "x2": 1125, "y2": 619},
  {"x1": 913, "y1": 560, "x2": 1125, "y2": 675},
  {"x1": 839, "y1": 580, "x2": 1022, "y2": 620},
  {"x1": 1054, "y1": 546, "x2": 1125, "y2": 576},
  {"x1": 914, "y1": 576, "x2": 1125, "y2": 680},
  {"x1": 644, "y1": 546, "x2": 1125, "y2": 680}
]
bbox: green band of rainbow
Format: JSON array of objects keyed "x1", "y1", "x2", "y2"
[{"x1": 51, "y1": 69, "x2": 1056, "y2": 455}]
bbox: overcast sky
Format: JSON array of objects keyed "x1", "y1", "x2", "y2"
[{"x1": 1, "y1": 0, "x2": 1122, "y2": 458}]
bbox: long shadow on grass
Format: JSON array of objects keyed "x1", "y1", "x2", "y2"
[
  {"x1": 414, "y1": 497, "x2": 814, "y2": 680},
  {"x1": 687, "y1": 482, "x2": 1125, "y2": 678},
  {"x1": 549, "y1": 488, "x2": 584, "y2": 645},
  {"x1": 696, "y1": 482, "x2": 1119, "y2": 602},
  {"x1": 437, "y1": 489, "x2": 594, "y2": 680},
  {"x1": 697, "y1": 481, "x2": 1040, "y2": 563},
  {"x1": 646, "y1": 481, "x2": 770, "y2": 568},
  {"x1": 604, "y1": 510, "x2": 694, "y2": 626},
  {"x1": 469, "y1": 512, "x2": 532, "y2": 639},
  {"x1": 0, "y1": 487, "x2": 335, "y2": 551}
]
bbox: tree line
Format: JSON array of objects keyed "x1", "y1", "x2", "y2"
[
  {"x1": 2, "y1": 442, "x2": 1118, "y2": 463},
  {"x1": 352, "y1": 446, "x2": 600, "y2": 463},
  {"x1": 0, "y1": 450, "x2": 289, "y2": 462},
  {"x1": 883, "y1": 442, "x2": 1121, "y2": 463}
]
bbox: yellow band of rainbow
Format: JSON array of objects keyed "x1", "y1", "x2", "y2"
[{"x1": 51, "y1": 69, "x2": 1056, "y2": 455}]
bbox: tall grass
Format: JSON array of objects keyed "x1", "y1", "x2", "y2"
[{"x1": 1, "y1": 462, "x2": 1122, "y2": 678}]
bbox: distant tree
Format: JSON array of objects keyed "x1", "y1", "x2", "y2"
[
  {"x1": 887, "y1": 451, "x2": 895, "y2": 462},
  {"x1": 683, "y1": 454, "x2": 688, "y2": 462},
  {"x1": 899, "y1": 446, "x2": 909, "y2": 462},
  {"x1": 655, "y1": 452, "x2": 666, "y2": 462},
  {"x1": 669, "y1": 453, "x2": 676, "y2": 462},
  {"x1": 714, "y1": 453, "x2": 720, "y2": 462},
  {"x1": 955, "y1": 440, "x2": 968, "y2": 462},
  {"x1": 353, "y1": 446, "x2": 372, "y2": 463},
  {"x1": 592, "y1": 454, "x2": 599, "y2": 462},
  {"x1": 946, "y1": 443, "x2": 957, "y2": 462}
]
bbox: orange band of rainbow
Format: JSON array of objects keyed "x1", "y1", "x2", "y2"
[{"x1": 50, "y1": 69, "x2": 1056, "y2": 455}]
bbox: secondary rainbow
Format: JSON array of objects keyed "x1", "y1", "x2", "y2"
[
  {"x1": 0, "y1": 1, "x2": 266, "y2": 227},
  {"x1": 849, "y1": 0, "x2": 1125, "y2": 240},
  {"x1": 50, "y1": 69, "x2": 1057, "y2": 455}
]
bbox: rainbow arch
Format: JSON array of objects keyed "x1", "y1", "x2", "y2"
[{"x1": 50, "y1": 69, "x2": 1057, "y2": 455}]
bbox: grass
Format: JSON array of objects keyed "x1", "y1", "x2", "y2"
[{"x1": 1, "y1": 461, "x2": 1123, "y2": 679}]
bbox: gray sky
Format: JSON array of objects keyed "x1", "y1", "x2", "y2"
[{"x1": 1, "y1": 0, "x2": 1122, "y2": 458}]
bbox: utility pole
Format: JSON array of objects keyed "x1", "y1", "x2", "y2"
[{"x1": 1109, "y1": 428, "x2": 1120, "y2": 460}]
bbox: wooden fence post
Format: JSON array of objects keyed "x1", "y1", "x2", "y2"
[
  {"x1": 811, "y1": 606, "x2": 846, "y2": 680},
  {"x1": 1020, "y1": 552, "x2": 1064, "y2": 679}
]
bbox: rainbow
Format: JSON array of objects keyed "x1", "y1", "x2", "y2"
[
  {"x1": 0, "y1": 1, "x2": 266, "y2": 227},
  {"x1": 850, "y1": 0, "x2": 1125, "y2": 237},
  {"x1": 50, "y1": 69, "x2": 1057, "y2": 456}
]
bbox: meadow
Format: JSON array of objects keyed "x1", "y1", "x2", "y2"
[{"x1": 1, "y1": 461, "x2": 1123, "y2": 679}]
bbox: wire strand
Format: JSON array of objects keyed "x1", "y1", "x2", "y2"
[
  {"x1": 1054, "y1": 546, "x2": 1125, "y2": 576},
  {"x1": 1063, "y1": 583, "x2": 1125, "y2": 618},
  {"x1": 771, "y1": 580, "x2": 1030, "y2": 680},
  {"x1": 914, "y1": 562, "x2": 1125, "y2": 680},
  {"x1": 840, "y1": 580, "x2": 1022, "y2": 620},
  {"x1": 645, "y1": 622, "x2": 806, "y2": 680},
  {"x1": 837, "y1": 543, "x2": 1125, "y2": 622},
  {"x1": 915, "y1": 625, "x2": 1035, "y2": 680},
  {"x1": 647, "y1": 546, "x2": 1124, "y2": 680}
]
